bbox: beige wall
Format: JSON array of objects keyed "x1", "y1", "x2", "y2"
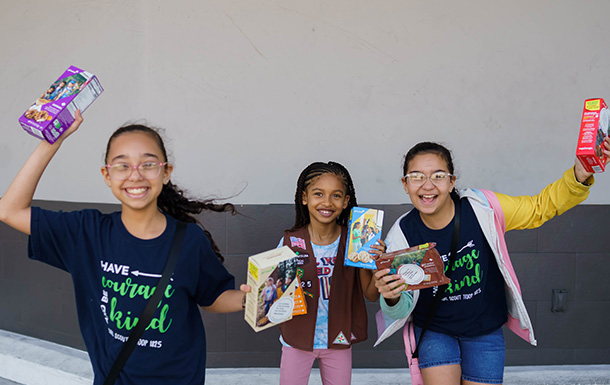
[{"x1": 1, "y1": 0, "x2": 610, "y2": 204}]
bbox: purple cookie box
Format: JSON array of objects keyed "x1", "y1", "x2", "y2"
[{"x1": 18, "y1": 65, "x2": 103, "y2": 144}]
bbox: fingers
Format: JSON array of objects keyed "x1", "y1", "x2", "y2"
[
  {"x1": 369, "y1": 239, "x2": 387, "y2": 256},
  {"x1": 56, "y1": 110, "x2": 83, "y2": 143},
  {"x1": 373, "y1": 268, "x2": 405, "y2": 299},
  {"x1": 239, "y1": 284, "x2": 251, "y2": 293}
]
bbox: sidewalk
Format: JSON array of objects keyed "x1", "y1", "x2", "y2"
[{"x1": 1, "y1": 329, "x2": 609, "y2": 385}]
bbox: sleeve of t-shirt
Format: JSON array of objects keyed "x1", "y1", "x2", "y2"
[
  {"x1": 28, "y1": 207, "x2": 89, "y2": 272},
  {"x1": 195, "y1": 229, "x2": 236, "y2": 307},
  {"x1": 380, "y1": 291, "x2": 414, "y2": 320}
]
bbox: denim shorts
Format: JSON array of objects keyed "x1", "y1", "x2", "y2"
[{"x1": 414, "y1": 326, "x2": 505, "y2": 384}]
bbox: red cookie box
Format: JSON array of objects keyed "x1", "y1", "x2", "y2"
[{"x1": 576, "y1": 98, "x2": 608, "y2": 173}]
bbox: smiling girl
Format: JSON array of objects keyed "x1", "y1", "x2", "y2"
[
  {"x1": 277, "y1": 161, "x2": 382, "y2": 385},
  {"x1": 374, "y1": 140, "x2": 610, "y2": 385},
  {"x1": 0, "y1": 113, "x2": 249, "y2": 384}
]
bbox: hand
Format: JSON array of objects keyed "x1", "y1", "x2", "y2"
[
  {"x1": 373, "y1": 268, "x2": 405, "y2": 302},
  {"x1": 368, "y1": 239, "x2": 387, "y2": 260},
  {"x1": 239, "y1": 284, "x2": 251, "y2": 309},
  {"x1": 575, "y1": 135, "x2": 610, "y2": 182},
  {"x1": 53, "y1": 110, "x2": 83, "y2": 145}
]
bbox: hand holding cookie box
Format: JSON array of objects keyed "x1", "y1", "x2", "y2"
[
  {"x1": 375, "y1": 243, "x2": 450, "y2": 290},
  {"x1": 244, "y1": 246, "x2": 307, "y2": 332},
  {"x1": 576, "y1": 98, "x2": 609, "y2": 173}
]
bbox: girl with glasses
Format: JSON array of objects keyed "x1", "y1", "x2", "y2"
[
  {"x1": 373, "y1": 139, "x2": 610, "y2": 385},
  {"x1": 0, "y1": 112, "x2": 250, "y2": 384}
]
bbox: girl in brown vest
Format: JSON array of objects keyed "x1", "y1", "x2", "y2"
[{"x1": 278, "y1": 161, "x2": 383, "y2": 385}]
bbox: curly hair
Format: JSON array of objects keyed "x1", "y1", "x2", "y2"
[
  {"x1": 104, "y1": 124, "x2": 236, "y2": 262},
  {"x1": 288, "y1": 161, "x2": 358, "y2": 231}
]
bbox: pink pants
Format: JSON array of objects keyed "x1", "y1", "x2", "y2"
[{"x1": 279, "y1": 345, "x2": 352, "y2": 385}]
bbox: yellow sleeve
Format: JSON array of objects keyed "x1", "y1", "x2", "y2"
[{"x1": 495, "y1": 168, "x2": 594, "y2": 231}]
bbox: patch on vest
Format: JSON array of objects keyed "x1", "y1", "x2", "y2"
[
  {"x1": 290, "y1": 237, "x2": 307, "y2": 250},
  {"x1": 333, "y1": 331, "x2": 349, "y2": 345}
]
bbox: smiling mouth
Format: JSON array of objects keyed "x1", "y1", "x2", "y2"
[
  {"x1": 318, "y1": 209, "x2": 334, "y2": 217},
  {"x1": 420, "y1": 194, "x2": 437, "y2": 205},
  {"x1": 125, "y1": 187, "x2": 148, "y2": 195}
]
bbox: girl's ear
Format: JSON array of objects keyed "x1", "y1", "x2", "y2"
[
  {"x1": 163, "y1": 163, "x2": 174, "y2": 184},
  {"x1": 343, "y1": 195, "x2": 350, "y2": 210},
  {"x1": 101, "y1": 166, "x2": 111, "y2": 187},
  {"x1": 449, "y1": 175, "x2": 456, "y2": 193},
  {"x1": 401, "y1": 177, "x2": 410, "y2": 195},
  {"x1": 302, "y1": 190, "x2": 308, "y2": 206}
]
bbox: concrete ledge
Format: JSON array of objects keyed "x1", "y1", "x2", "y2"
[
  {"x1": 1, "y1": 329, "x2": 609, "y2": 385},
  {"x1": 0, "y1": 330, "x2": 92, "y2": 385}
]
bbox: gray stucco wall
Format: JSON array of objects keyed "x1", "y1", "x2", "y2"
[{"x1": 1, "y1": 199, "x2": 608, "y2": 368}]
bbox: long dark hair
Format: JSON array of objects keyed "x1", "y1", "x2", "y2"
[
  {"x1": 288, "y1": 161, "x2": 357, "y2": 231},
  {"x1": 402, "y1": 141, "x2": 459, "y2": 200},
  {"x1": 104, "y1": 124, "x2": 236, "y2": 262}
]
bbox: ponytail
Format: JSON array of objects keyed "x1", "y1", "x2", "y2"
[{"x1": 105, "y1": 124, "x2": 236, "y2": 262}]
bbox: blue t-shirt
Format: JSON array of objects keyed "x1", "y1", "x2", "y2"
[
  {"x1": 28, "y1": 208, "x2": 235, "y2": 385},
  {"x1": 399, "y1": 199, "x2": 508, "y2": 337}
]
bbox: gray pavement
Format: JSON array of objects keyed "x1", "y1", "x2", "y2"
[{"x1": 1, "y1": 329, "x2": 609, "y2": 385}]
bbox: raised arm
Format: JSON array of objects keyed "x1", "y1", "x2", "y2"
[
  {"x1": 497, "y1": 136, "x2": 610, "y2": 231},
  {"x1": 0, "y1": 111, "x2": 83, "y2": 234}
]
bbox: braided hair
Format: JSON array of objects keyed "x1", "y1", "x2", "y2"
[
  {"x1": 104, "y1": 124, "x2": 236, "y2": 262},
  {"x1": 402, "y1": 141, "x2": 459, "y2": 200},
  {"x1": 288, "y1": 161, "x2": 358, "y2": 231}
]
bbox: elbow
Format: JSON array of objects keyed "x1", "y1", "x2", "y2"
[
  {"x1": 365, "y1": 291, "x2": 380, "y2": 302},
  {"x1": 0, "y1": 201, "x2": 8, "y2": 224}
]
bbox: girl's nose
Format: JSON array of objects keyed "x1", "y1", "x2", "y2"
[{"x1": 127, "y1": 167, "x2": 144, "y2": 181}]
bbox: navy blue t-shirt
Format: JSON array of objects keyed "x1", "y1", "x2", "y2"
[
  {"x1": 28, "y1": 207, "x2": 235, "y2": 385},
  {"x1": 399, "y1": 199, "x2": 508, "y2": 337}
]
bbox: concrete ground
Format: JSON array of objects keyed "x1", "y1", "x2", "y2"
[{"x1": 1, "y1": 329, "x2": 609, "y2": 385}]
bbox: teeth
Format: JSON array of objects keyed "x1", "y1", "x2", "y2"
[
  {"x1": 422, "y1": 195, "x2": 435, "y2": 199},
  {"x1": 126, "y1": 187, "x2": 147, "y2": 194}
]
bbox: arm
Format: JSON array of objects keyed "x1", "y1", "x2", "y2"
[
  {"x1": 203, "y1": 284, "x2": 251, "y2": 313},
  {"x1": 359, "y1": 238, "x2": 388, "y2": 301},
  {"x1": 359, "y1": 269, "x2": 379, "y2": 302},
  {"x1": 497, "y1": 137, "x2": 610, "y2": 231},
  {"x1": 0, "y1": 111, "x2": 83, "y2": 234}
]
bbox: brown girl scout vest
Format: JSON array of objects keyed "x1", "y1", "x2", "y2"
[{"x1": 279, "y1": 226, "x2": 368, "y2": 351}]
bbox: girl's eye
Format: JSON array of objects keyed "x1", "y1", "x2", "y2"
[
  {"x1": 113, "y1": 164, "x2": 130, "y2": 171},
  {"x1": 140, "y1": 162, "x2": 157, "y2": 170}
]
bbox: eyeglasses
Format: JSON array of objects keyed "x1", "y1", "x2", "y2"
[
  {"x1": 403, "y1": 172, "x2": 454, "y2": 187},
  {"x1": 105, "y1": 162, "x2": 167, "y2": 181}
]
